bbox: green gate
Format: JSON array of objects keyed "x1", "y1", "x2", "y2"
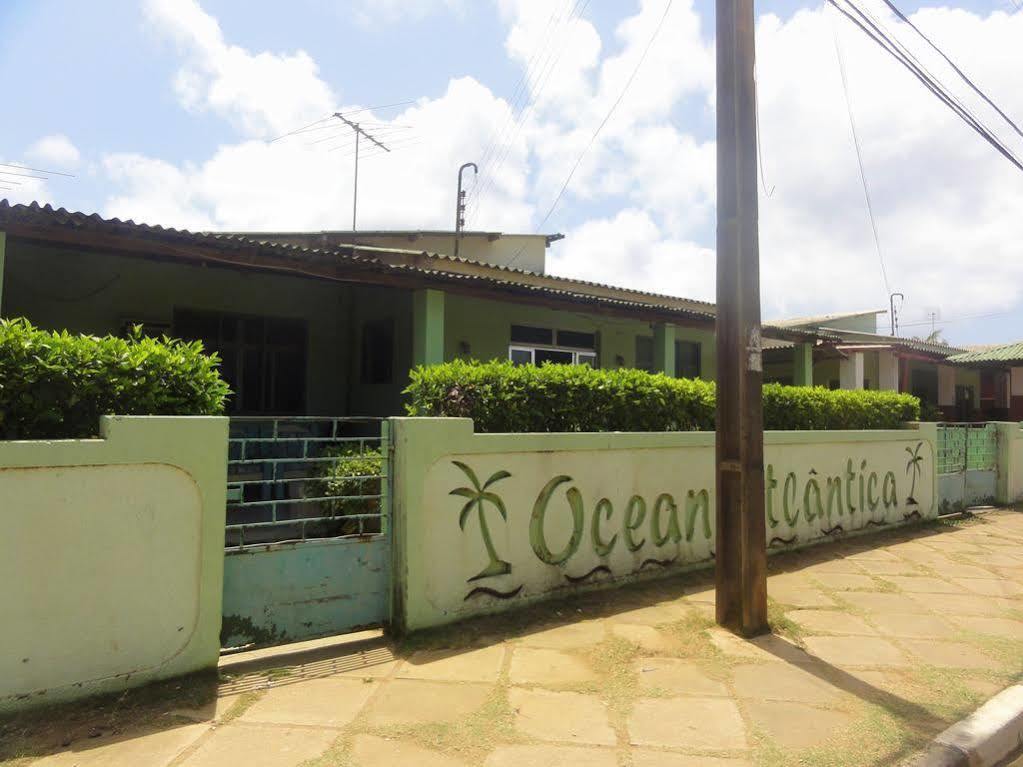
[
  {"x1": 221, "y1": 417, "x2": 390, "y2": 650},
  {"x1": 937, "y1": 423, "x2": 998, "y2": 512}
]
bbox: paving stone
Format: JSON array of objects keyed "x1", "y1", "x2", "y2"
[
  {"x1": 331, "y1": 655, "x2": 400, "y2": 679},
  {"x1": 178, "y1": 723, "x2": 336, "y2": 767},
  {"x1": 952, "y1": 577, "x2": 1023, "y2": 597},
  {"x1": 884, "y1": 575, "x2": 968, "y2": 594},
  {"x1": 170, "y1": 694, "x2": 242, "y2": 722},
  {"x1": 398, "y1": 645, "x2": 505, "y2": 683},
  {"x1": 239, "y1": 677, "x2": 376, "y2": 727},
  {"x1": 708, "y1": 629, "x2": 815, "y2": 663},
  {"x1": 787, "y1": 609, "x2": 876, "y2": 635},
  {"x1": 857, "y1": 560, "x2": 919, "y2": 576},
  {"x1": 810, "y1": 572, "x2": 882, "y2": 591},
  {"x1": 900, "y1": 640, "x2": 1001, "y2": 669},
  {"x1": 611, "y1": 623, "x2": 674, "y2": 652},
  {"x1": 731, "y1": 662, "x2": 846, "y2": 704},
  {"x1": 801, "y1": 558, "x2": 866, "y2": 575},
  {"x1": 867, "y1": 612, "x2": 959, "y2": 639},
  {"x1": 362, "y1": 679, "x2": 492, "y2": 726},
  {"x1": 632, "y1": 751, "x2": 752, "y2": 766},
  {"x1": 350, "y1": 734, "x2": 469, "y2": 767},
  {"x1": 508, "y1": 647, "x2": 597, "y2": 686},
  {"x1": 910, "y1": 593, "x2": 1015, "y2": 617},
  {"x1": 744, "y1": 700, "x2": 856, "y2": 749},
  {"x1": 959, "y1": 552, "x2": 1023, "y2": 568},
  {"x1": 935, "y1": 563, "x2": 1000, "y2": 579},
  {"x1": 956, "y1": 616, "x2": 1023, "y2": 639},
  {"x1": 634, "y1": 657, "x2": 729, "y2": 697},
  {"x1": 961, "y1": 677, "x2": 1006, "y2": 697},
  {"x1": 484, "y1": 744, "x2": 617, "y2": 767},
  {"x1": 31, "y1": 723, "x2": 210, "y2": 767},
  {"x1": 682, "y1": 585, "x2": 716, "y2": 603},
  {"x1": 517, "y1": 621, "x2": 606, "y2": 649},
  {"x1": 840, "y1": 591, "x2": 932, "y2": 614},
  {"x1": 802, "y1": 635, "x2": 910, "y2": 667},
  {"x1": 609, "y1": 603, "x2": 690, "y2": 626},
  {"x1": 508, "y1": 687, "x2": 615, "y2": 745},
  {"x1": 768, "y1": 584, "x2": 837, "y2": 608},
  {"x1": 893, "y1": 547, "x2": 954, "y2": 567},
  {"x1": 846, "y1": 548, "x2": 903, "y2": 563},
  {"x1": 628, "y1": 697, "x2": 748, "y2": 750}
]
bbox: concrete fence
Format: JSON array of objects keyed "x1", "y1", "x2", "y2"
[
  {"x1": 389, "y1": 418, "x2": 940, "y2": 633},
  {"x1": 996, "y1": 422, "x2": 1023, "y2": 505},
  {"x1": 0, "y1": 416, "x2": 228, "y2": 711}
]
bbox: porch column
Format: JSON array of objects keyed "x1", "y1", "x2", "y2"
[
  {"x1": 792, "y1": 343, "x2": 813, "y2": 387},
  {"x1": 412, "y1": 288, "x2": 445, "y2": 367},
  {"x1": 938, "y1": 365, "x2": 956, "y2": 410},
  {"x1": 0, "y1": 230, "x2": 6, "y2": 315},
  {"x1": 653, "y1": 322, "x2": 676, "y2": 376},
  {"x1": 877, "y1": 350, "x2": 899, "y2": 391},
  {"x1": 839, "y1": 352, "x2": 864, "y2": 390}
]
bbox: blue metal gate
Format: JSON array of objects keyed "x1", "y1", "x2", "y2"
[
  {"x1": 220, "y1": 417, "x2": 390, "y2": 650},
  {"x1": 937, "y1": 422, "x2": 998, "y2": 513}
]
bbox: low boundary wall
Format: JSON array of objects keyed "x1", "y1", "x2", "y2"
[
  {"x1": 390, "y1": 418, "x2": 938, "y2": 633},
  {"x1": 0, "y1": 416, "x2": 228, "y2": 711}
]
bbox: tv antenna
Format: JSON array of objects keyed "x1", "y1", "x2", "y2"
[{"x1": 332, "y1": 112, "x2": 390, "y2": 230}]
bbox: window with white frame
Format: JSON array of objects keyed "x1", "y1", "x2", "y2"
[{"x1": 509, "y1": 325, "x2": 598, "y2": 367}]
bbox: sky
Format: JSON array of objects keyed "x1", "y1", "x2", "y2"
[{"x1": 2, "y1": 0, "x2": 1023, "y2": 345}]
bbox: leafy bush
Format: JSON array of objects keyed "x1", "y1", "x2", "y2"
[
  {"x1": 0, "y1": 318, "x2": 230, "y2": 439},
  {"x1": 404, "y1": 359, "x2": 920, "y2": 432},
  {"x1": 316, "y1": 445, "x2": 383, "y2": 535}
]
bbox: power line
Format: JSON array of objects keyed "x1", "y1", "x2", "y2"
[
  {"x1": 899, "y1": 310, "x2": 1014, "y2": 327},
  {"x1": 0, "y1": 161, "x2": 75, "y2": 178},
  {"x1": 505, "y1": 0, "x2": 674, "y2": 270},
  {"x1": 332, "y1": 112, "x2": 391, "y2": 230},
  {"x1": 829, "y1": 5, "x2": 891, "y2": 297},
  {"x1": 269, "y1": 100, "x2": 418, "y2": 143}
]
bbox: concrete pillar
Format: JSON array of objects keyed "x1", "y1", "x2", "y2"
[
  {"x1": 653, "y1": 323, "x2": 676, "y2": 377},
  {"x1": 938, "y1": 365, "x2": 956, "y2": 408},
  {"x1": 792, "y1": 343, "x2": 813, "y2": 387},
  {"x1": 412, "y1": 288, "x2": 445, "y2": 367},
  {"x1": 877, "y1": 350, "x2": 899, "y2": 391},
  {"x1": 0, "y1": 230, "x2": 5, "y2": 316},
  {"x1": 839, "y1": 352, "x2": 864, "y2": 390}
]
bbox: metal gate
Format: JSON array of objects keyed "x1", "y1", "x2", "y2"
[
  {"x1": 937, "y1": 422, "x2": 998, "y2": 513},
  {"x1": 221, "y1": 417, "x2": 390, "y2": 650}
]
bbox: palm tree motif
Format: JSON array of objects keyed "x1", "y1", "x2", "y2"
[
  {"x1": 905, "y1": 442, "x2": 924, "y2": 506},
  {"x1": 450, "y1": 461, "x2": 513, "y2": 582}
]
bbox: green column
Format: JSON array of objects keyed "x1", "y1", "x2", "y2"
[
  {"x1": 412, "y1": 288, "x2": 445, "y2": 367},
  {"x1": 0, "y1": 231, "x2": 6, "y2": 316},
  {"x1": 792, "y1": 342, "x2": 813, "y2": 387},
  {"x1": 653, "y1": 323, "x2": 676, "y2": 376}
]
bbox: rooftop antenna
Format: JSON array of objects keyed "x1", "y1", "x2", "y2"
[
  {"x1": 454, "y1": 162, "x2": 477, "y2": 259},
  {"x1": 333, "y1": 112, "x2": 390, "y2": 230},
  {"x1": 889, "y1": 292, "x2": 904, "y2": 335}
]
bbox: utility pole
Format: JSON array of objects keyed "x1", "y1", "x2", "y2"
[
  {"x1": 889, "y1": 292, "x2": 904, "y2": 336},
  {"x1": 333, "y1": 112, "x2": 390, "y2": 230},
  {"x1": 715, "y1": 0, "x2": 768, "y2": 637},
  {"x1": 454, "y1": 162, "x2": 477, "y2": 260}
]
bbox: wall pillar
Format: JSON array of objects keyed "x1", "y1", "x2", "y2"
[
  {"x1": 937, "y1": 365, "x2": 956, "y2": 409},
  {"x1": 877, "y1": 350, "x2": 899, "y2": 391},
  {"x1": 1011, "y1": 367, "x2": 1023, "y2": 420},
  {"x1": 0, "y1": 230, "x2": 6, "y2": 316},
  {"x1": 653, "y1": 323, "x2": 676, "y2": 377},
  {"x1": 412, "y1": 288, "x2": 445, "y2": 367},
  {"x1": 792, "y1": 343, "x2": 813, "y2": 387},
  {"x1": 839, "y1": 352, "x2": 864, "y2": 390}
]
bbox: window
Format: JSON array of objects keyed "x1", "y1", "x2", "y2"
[
  {"x1": 361, "y1": 318, "x2": 395, "y2": 384},
  {"x1": 509, "y1": 324, "x2": 597, "y2": 367},
  {"x1": 675, "y1": 340, "x2": 702, "y2": 379},
  {"x1": 175, "y1": 309, "x2": 307, "y2": 414},
  {"x1": 635, "y1": 336, "x2": 655, "y2": 373}
]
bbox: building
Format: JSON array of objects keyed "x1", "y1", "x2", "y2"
[
  {"x1": 0, "y1": 201, "x2": 995, "y2": 421},
  {"x1": 947, "y1": 342, "x2": 1023, "y2": 421}
]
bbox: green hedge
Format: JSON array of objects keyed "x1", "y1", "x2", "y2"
[
  {"x1": 404, "y1": 359, "x2": 920, "y2": 432},
  {"x1": 0, "y1": 318, "x2": 230, "y2": 440}
]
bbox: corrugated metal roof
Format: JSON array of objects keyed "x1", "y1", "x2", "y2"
[
  {"x1": 947, "y1": 341, "x2": 1023, "y2": 365},
  {"x1": 817, "y1": 327, "x2": 966, "y2": 357},
  {"x1": 770, "y1": 308, "x2": 888, "y2": 327}
]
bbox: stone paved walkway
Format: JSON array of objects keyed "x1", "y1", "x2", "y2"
[{"x1": 5, "y1": 510, "x2": 1023, "y2": 767}]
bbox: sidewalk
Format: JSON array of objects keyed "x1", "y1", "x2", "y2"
[{"x1": 4, "y1": 510, "x2": 1023, "y2": 767}]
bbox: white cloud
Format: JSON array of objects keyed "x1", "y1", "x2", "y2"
[
  {"x1": 27, "y1": 134, "x2": 81, "y2": 169},
  {"x1": 143, "y1": 0, "x2": 336, "y2": 138}
]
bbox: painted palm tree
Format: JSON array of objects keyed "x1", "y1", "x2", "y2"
[
  {"x1": 450, "y1": 461, "x2": 513, "y2": 582},
  {"x1": 905, "y1": 442, "x2": 924, "y2": 505}
]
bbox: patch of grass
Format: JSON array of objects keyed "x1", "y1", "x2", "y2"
[
  {"x1": 871, "y1": 578, "x2": 900, "y2": 593},
  {"x1": 298, "y1": 733, "x2": 353, "y2": 767},
  {"x1": 767, "y1": 598, "x2": 804, "y2": 645},
  {"x1": 218, "y1": 691, "x2": 263, "y2": 725}
]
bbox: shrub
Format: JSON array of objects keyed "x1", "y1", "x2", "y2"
[
  {"x1": 404, "y1": 359, "x2": 920, "y2": 432},
  {"x1": 0, "y1": 318, "x2": 230, "y2": 440},
  {"x1": 317, "y1": 445, "x2": 383, "y2": 531}
]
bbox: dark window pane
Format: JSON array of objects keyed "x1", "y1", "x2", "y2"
[
  {"x1": 267, "y1": 317, "x2": 304, "y2": 346},
  {"x1": 242, "y1": 349, "x2": 265, "y2": 411},
  {"x1": 556, "y1": 330, "x2": 595, "y2": 349},
  {"x1": 675, "y1": 341, "x2": 702, "y2": 379},
  {"x1": 635, "y1": 336, "x2": 654, "y2": 372},
  {"x1": 576, "y1": 353, "x2": 597, "y2": 367},
  {"x1": 535, "y1": 349, "x2": 573, "y2": 365},
  {"x1": 242, "y1": 317, "x2": 265, "y2": 345},
  {"x1": 220, "y1": 316, "x2": 238, "y2": 342},
  {"x1": 510, "y1": 325, "x2": 553, "y2": 345},
  {"x1": 175, "y1": 310, "x2": 220, "y2": 348},
  {"x1": 361, "y1": 319, "x2": 395, "y2": 384},
  {"x1": 272, "y1": 349, "x2": 305, "y2": 412},
  {"x1": 510, "y1": 348, "x2": 532, "y2": 366}
]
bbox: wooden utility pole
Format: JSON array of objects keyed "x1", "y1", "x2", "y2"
[{"x1": 714, "y1": 0, "x2": 769, "y2": 636}]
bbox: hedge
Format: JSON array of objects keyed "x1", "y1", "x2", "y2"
[
  {"x1": 404, "y1": 359, "x2": 920, "y2": 432},
  {"x1": 0, "y1": 318, "x2": 230, "y2": 440}
]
